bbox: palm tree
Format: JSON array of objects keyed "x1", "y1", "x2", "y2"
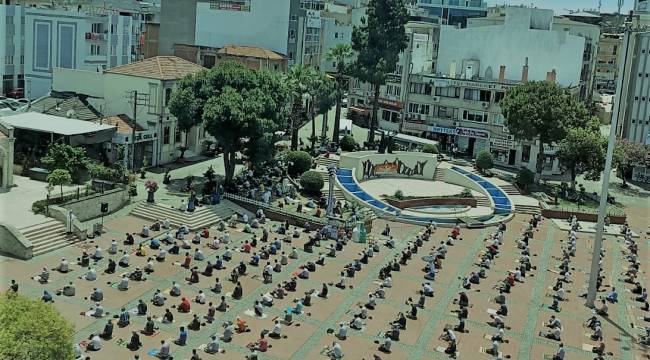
[
  {"x1": 326, "y1": 44, "x2": 353, "y2": 145},
  {"x1": 288, "y1": 66, "x2": 321, "y2": 151}
]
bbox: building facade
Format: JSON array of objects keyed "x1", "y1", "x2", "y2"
[
  {"x1": 51, "y1": 56, "x2": 207, "y2": 167},
  {"x1": 596, "y1": 33, "x2": 624, "y2": 91},
  {"x1": 415, "y1": 0, "x2": 487, "y2": 28}
]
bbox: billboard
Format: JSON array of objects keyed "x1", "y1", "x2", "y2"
[{"x1": 210, "y1": 0, "x2": 251, "y2": 12}]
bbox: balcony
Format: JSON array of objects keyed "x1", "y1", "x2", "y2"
[{"x1": 85, "y1": 32, "x2": 107, "y2": 41}]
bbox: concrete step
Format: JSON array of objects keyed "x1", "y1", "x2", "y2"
[
  {"x1": 433, "y1": 168, "x2": 445, "y2": 182},
  {"x1": 500, "y1": 185, "x2": 521, "y2": 195},
  {"x1": 314, "y1": 156, "x2": 340, "y2": 167},
  {"x1": 20, "y1": 220, "x2": 64, "y2": 236},
  {"x1": 130, "y1": 203, "x2": 222, "y2": 231},
  {"x1": 475, "y1": 197, "x2": 491, "y2": 207},
  {"x1": 515, "y1": 204, "x2": 541, "y2": 215},
  {"x1": 20, "y1": 219, "x2": 82, "y2": 257},
  {"x1": 33, "y1": 234, "x2": 82, "y2": 256}
]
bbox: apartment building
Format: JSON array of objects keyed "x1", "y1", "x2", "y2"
[
  {"x1": 596, "y1": 33, "x2": 624, "y2": 91},
  {"x1": 51, "y1": 56, "x2": 207, "y2": 167},
  {"x1": 415, "y1": 0, "x2": 487, "y2": 28},
  {"x1": 468, "y1": 6, "x2": 601, "y2": 101}
]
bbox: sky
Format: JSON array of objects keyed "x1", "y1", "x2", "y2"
[{"x1": 488, "y1": 0, "x2": 634, "y2": 14}]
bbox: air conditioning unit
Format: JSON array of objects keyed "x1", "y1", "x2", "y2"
[
  {"x1": 481, "y1": 102, "x2": 489, "y2": 108},
  {"x1": 502, "y1": 126, "x2": 510, "y2": 134},
  {"x1": 432, "y1": 96, "x2": 440, "y2": 102},
  {"x1": 508, "y1": 135, "x2": 515, "y2": 140}
]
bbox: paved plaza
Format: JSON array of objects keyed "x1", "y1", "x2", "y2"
[{"x1": 1, "y1": 198, "x2": 648, "y2": 360}]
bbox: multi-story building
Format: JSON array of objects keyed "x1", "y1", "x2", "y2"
[
  {"x1": 468, "y1": 6, "x2": 601, "y2": 101},
  {"x1": 415, "y1": 0, "x2": 487, "y2": 28},
  {"x1": 174, "y1": 44, "x2": 288, "y2": 72},
  {"x1": 51, "y1": 56, "x2": 207, "y2": 167},
  {"x1": 596, "y1": 33, "x2": 624, "y2": 91},
  {"x1": 351, "y1": 7, "x2": 587, "y2": 175},
  {"x1": 0, "y1": 1, "x2": 157, "y2": 99}
]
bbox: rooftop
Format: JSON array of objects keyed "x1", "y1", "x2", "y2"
[
  {"x1": 105, "y1": 56, "x2": 205, "y2": 80},
  {"x1": 218, "y1": 45, "x2": 287, "y2": 60},
  {"x1": 30, "y1": 92, "x2": 101, "y2": 121},
  {"x1": 1, "y1": 112, "x2": 116, "y2": 136},
  {"x1": 96, "y1": 114, "x2": 145, "y2": 134}
]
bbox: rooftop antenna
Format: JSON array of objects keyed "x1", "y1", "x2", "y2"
[{"x1": 598, "y1": 0, "x2": 602, "y2": 12}]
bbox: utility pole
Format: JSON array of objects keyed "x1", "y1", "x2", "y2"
[
  {"x1": 125, "y1": 90, "x2": 149, "y2": 171},
  {"x1": 585, "y1": 16, "x2": 633, "y2": 308}
]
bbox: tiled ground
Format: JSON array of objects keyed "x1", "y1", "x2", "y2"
[{"x1": 0, "y1": 208, "x2": 648, "y2": 360}]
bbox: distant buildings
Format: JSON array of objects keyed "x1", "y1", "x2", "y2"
[
  {"x1": 414, "y1": 0, "x2": 487, "y2": 28},
  {"x1": 0, "y1": 1, "x2": 157, "y2": 99}
]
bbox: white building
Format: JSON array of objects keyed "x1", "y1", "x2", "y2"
[
  {"x1": 0, "y1": 3, "x2": 145, "y2": 99},
  {"x1": 52, "y1": 56, "x2": 207, "y2": 167}
]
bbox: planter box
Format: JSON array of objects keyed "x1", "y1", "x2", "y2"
[
  {"x1": 28, "y1": 167, "x2": 50, "y2": 182},
  {"x1": 385, "y1": 197, "x2": 477, "y2": 209},
  {"x1": 540, "y1": 207, "x2": 626, "y2": 224}
]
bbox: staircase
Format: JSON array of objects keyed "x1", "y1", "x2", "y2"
[
  {"x1": 433, "y1": 168, "x2": 446, "y2": 182},
  {"x1": 499, "y1": 184, "x2": 521, "y2": 196},
  {"x1": 20, "y1": 220, "x2": 82, "y2": 257},
  {"x1": 314, "y1": 156, "x2": 340, "y2": 168},
  {"x1": 475, "y1": 196, "x2": 491, "y2": 207},
  {"x1": 515, "y1": 203, "x2": 541, "y2": 215},
  {"x1": 130, "y1": 201, "x2": 244, "y2": 231}
]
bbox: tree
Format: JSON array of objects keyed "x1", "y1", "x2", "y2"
[
  {"x1": 169, "y1": 79, "x2": 205, "y2": 158},
  {"x1": 286, "y1": 151, "x2": 312, "y2": 176},
  {"x1": 351, "y1": 0, "x2": 408, "y2": 144},
  {"x1": 556, "y1": 128, "x2": 607, "y2": 188},
  {"x1": 0, "y1": 291, "x2": 74, "y2": 360},
  {"x1": 340, "y1": 134, "x2": 357, "y2": 151},
  {"x1": 475, "y1": 150, "x2": 494, "y2": 173},
  {"x1": 516, "y1": 168, "x2": 535, "y2": 191},
  {"x1": 40, "y1": 143, "x2": 90, "y2": 183},
  {"x1": 300, "y1": 170, "x2": 324, "y2": 193},
  {"x1": 326, "y1": 44, "x2": 354, "y2": 144},
  {"x1": 47, "y1": 169, "x2": 72, "y2": 197},
  {"x1": 287, "y1": 65, "x2": 318, "y2": 151},
  {"x1": 198, "y1": 62, "x2": 289, "y2": 183},
  {"x1": 421, "y1": 144, "x2": 438, "y2": 154},
  {"x1": 314, "y1": 75, "x2": 337, "y2": 148},
  {"x1": 500, "y1": 81, "x2": 596, "y2": 181},
  {"x1": 614, "y1": 138, "x2": 649, "y2": 187}
]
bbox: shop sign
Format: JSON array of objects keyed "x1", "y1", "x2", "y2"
[
  {"x1": 457, "y1": 127, "x2": 489, "y2": 139},
  {"x1": 378, "y1": 98, "x2": 402, "y2": 109},
  {"x1": 210, "y1": 0, "x2": 251, "y2": 12},
  {"x1": 490, "y1": 138, "x2": 513, "y2": 149}
]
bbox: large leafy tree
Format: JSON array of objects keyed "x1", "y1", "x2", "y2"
[
  {"x1": 0, "y1": 292, "x2": 74, "y2": 360},
  {"x1": 287, "y1": 66, "x2": 320, "y2": 151},
  {"x1": 614, "y1": 138, "x2": 649, "y2": 187},
  {"x1": 500, "y1": 81, "x2": 594, "y2": 180},
  {"x1": 201, "y1": 62, "x2": 289, "y2": 182},
  {"x1": 47, "y1": 169, "x2": 72, "y2": 197},
  {"x1": 40, "y1": 143, "x2": 90, "y2": 183},
  {"x1": 556, "y1": 127, "x2": 607, "y2": 188},
  {"x1": 169, "y1": 74, "x2": 209, "y2": 158},
  {"x1": 326, "y1": 44, "x2": 354, "y2": 144},
  {"x1": 351, "y1": 0, "x2": 408, "y2": 144},
  {"x1": 315, "y1": 76, "x2": 337, "y2": 146}
]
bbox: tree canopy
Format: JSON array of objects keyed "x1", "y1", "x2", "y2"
[
  {"x1": 47, "y1": 169, "x2": 73, "y2": 197},
  {"x1": 169, "y1": 76, "x2": 207, "y2": 158},
  {"x1": 351, "y1": 0, "x2": 408, "y2": 143},
  {"x1": 0, "y1": 292, "x2": 74, "y2": 360},
  {"x1": 614, "y1": 138, "x2": 649, "y2": 186},
  {"x1": 199, "y1": 61, "x2": 290, "y2": 182},
  {"x1": 40, "y1": 143, "x2": 90, "y2": 183},
  {"x1": 556, "y1": 127, "x2": 607, "y2": 187},
  {"x1": 326, "y1": 44, "x2": 354, "y2": 144},
  {"x1": 500, "y1": 81, "x2": 595, "y2": 178}
]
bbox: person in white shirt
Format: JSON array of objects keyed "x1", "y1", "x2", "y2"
[
  {"x1": 332, "y1": 341, "x2": 343, "y2": 358},
  {"x1": 119, "y1": 253, "x2": 130, "y2": 267},
  {"x1": 270, "y1": 320, "x2": 282, "y2": 338},
  {"x1": 85, "y1": 267, "x2": 97, "y2": 281},
  {"x1": 87, "y1": 334, "x2": 102, "y2": 351},
  {"x1": 205, "y1": 335, "x2": 220, "y2": 354},
  {"x1": 158, "y1": 339, "x2": 171, "y2": 358},
  {"x1": 195, "y1": 290, "x2": 206, "y2": 304},
  {"x1": 337, "y1": 323, "x2": 348, "y2": 339},
  {"x1": 118, "y1": 275, "x2": 129, "y2": 291},
  {"x1": 92, "y1": 246, "x2": 103, "y2": 260},
  {"x1": 194, "y1": 249, "x2": 205, "y2": 261},
  {"x1": 383, "y1": 276, "x2": 392, "y2": 288},
  {"x1": 163, "y1": 218, "x2": 171, "y2": 229},
  {"x1": 261, "y1": 293, "x2": 274, "y2": 306},
  {"x1": 109, "y1": 240, "x2": 118, "y2": 254},
  {"x1": 553, "y1": 343, "x2": 565, "y2": 360},
  {"x1": 57, "y1": 258, "x2": 70, "y2": 273}
]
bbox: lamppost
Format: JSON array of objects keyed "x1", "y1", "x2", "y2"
[{"x1": 326, "y1": 165, "x2": 337, "y2": 218}]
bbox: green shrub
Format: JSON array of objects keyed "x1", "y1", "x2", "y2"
[
  {"x1": 516, "y1": 168, "x2": 535, "y2": 190},
  {"x1": 299, "y1": 171, "x2": 324, "y2": 193},
  {"x1": 421, "y1": 144, "x2": 438, "y2": 154},
  {"x1": 394, "y1": 189, "x2": 404, "y2": 200},
  {"x1": 286, "y1": 151, "x2": 312, "y2": 176},
  {"x1": 0, "y1": 292, "x2": 74, "y2": 360},
  {"x1": 340, "y1": 134, "x2": 357, "y2": 152},
  {"x1": 475, "y1": 150, "x2": 494, "y2": 172},
  {"x1": 459, "y1": 189, "x2": 474, "y2": 198}
]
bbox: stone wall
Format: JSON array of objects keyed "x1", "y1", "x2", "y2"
[
  {"x1": 541, "y1": 208, "x2": 627, "y2": 224},
  {"x1": 339, "y1": 151, "x2": 438, "y2": 181},
  {"x1": 63, "y1": 187, "x2": 130, "y2": 222},
  {"x1": 0, "y1": 222, "x2": 33, "y2": 259},
  {"x1": 385, "y1": 197, "x2": 477, "y2": 209}
]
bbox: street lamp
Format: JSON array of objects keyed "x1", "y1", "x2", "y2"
[{"x1": 326, "y1": 165, "x2": 337, "y2": 218}]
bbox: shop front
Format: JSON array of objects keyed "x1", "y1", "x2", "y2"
[
  {"x1": 490, "y1": 138, "x2": 517, "y2": 167},
  {"x1": 456, "y1": 127, "x2": 489, "y2": 157}
]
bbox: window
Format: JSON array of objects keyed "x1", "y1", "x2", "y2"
[
  {"x1": 434, "y1": 106, "x2": 457, "y2": 119},
  {"x1": 4, "y1": 56, "x2": 13, "y2": 65},
  {"x1": 111, "y1": 24, "x2": 117, "y2": 34},
  {"x1": 408, "y1": 103, "x2": 430, "y2": 115},
  {"x1": 492, "y1": 114, "x2": 505, "y2": 126},
  {"x1": 386, "y1": 84, "x2": 400, "y2": 97},
  {"x1": 410, "y1": 83, "x2": 432, "y2": 95},
  {"x1": 289, "y1": 29, "x2": 296, "y2": 40},
  {"x1": 494, "y1": 91, "x2": 505, "y2": 103},
  {"x1": 382, "y1": 111, "x2": 391, "y2": 121},
  {"x1": 335, "y1": 32, "x2": 338, "y2": 38},
  {"x1": 435, "y1": 86, "x2": 460, "y2": 98},
  {"x1": 174, "y1": 126, "x2": 182, "y2": 143},
  {"x1": 288, "y1": 52, "x2": 294, "y2": 60},
  {"x1": 522, "y1": 145, "x2": 531, "y2": 163},
  {"x1": 463, "y1": 89, "x2": 491, "y2": 101},
  {"x1": 163, "y1": 126, "x2": 170, "y2": 144},
  {"x1": 462, "y1": 109, "x2": 488, "y2": 123},
  {"x1": 20, "y1": 55, "x2": 24, "y2": 64},
  {"x1": 165, "y1": 88, "x2": 172, "y2": 106},
  {"x1": 290, "y1": 15, "x2": 298, "y2": 21},
  {"x1": 110, "y1": 45, "x2": 116, "y2": 55},
  {"x1": 612, "y1": 45, "x2": 617, "y2": 55},
  {"x1": 148, "y1": 83, "x2": 158, "y2": 113},
  {"x1": 90, "y1": 45, "x2": 101, "y2": 55},
  {"x1": 91, "y1": 23, "x2": 102, "y2": 33}
]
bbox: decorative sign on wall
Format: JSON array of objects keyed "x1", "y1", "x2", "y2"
[
  {"x1": 210, "y1": 0, "x2": 251, "y2": 12},
  {"x1": 362, "y1": 158, "x2": 428, "y2": 179}
]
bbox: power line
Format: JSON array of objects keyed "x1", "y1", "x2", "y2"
[{"x1": 124, "y1": 90, "x2": 149, "y2": 171}]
